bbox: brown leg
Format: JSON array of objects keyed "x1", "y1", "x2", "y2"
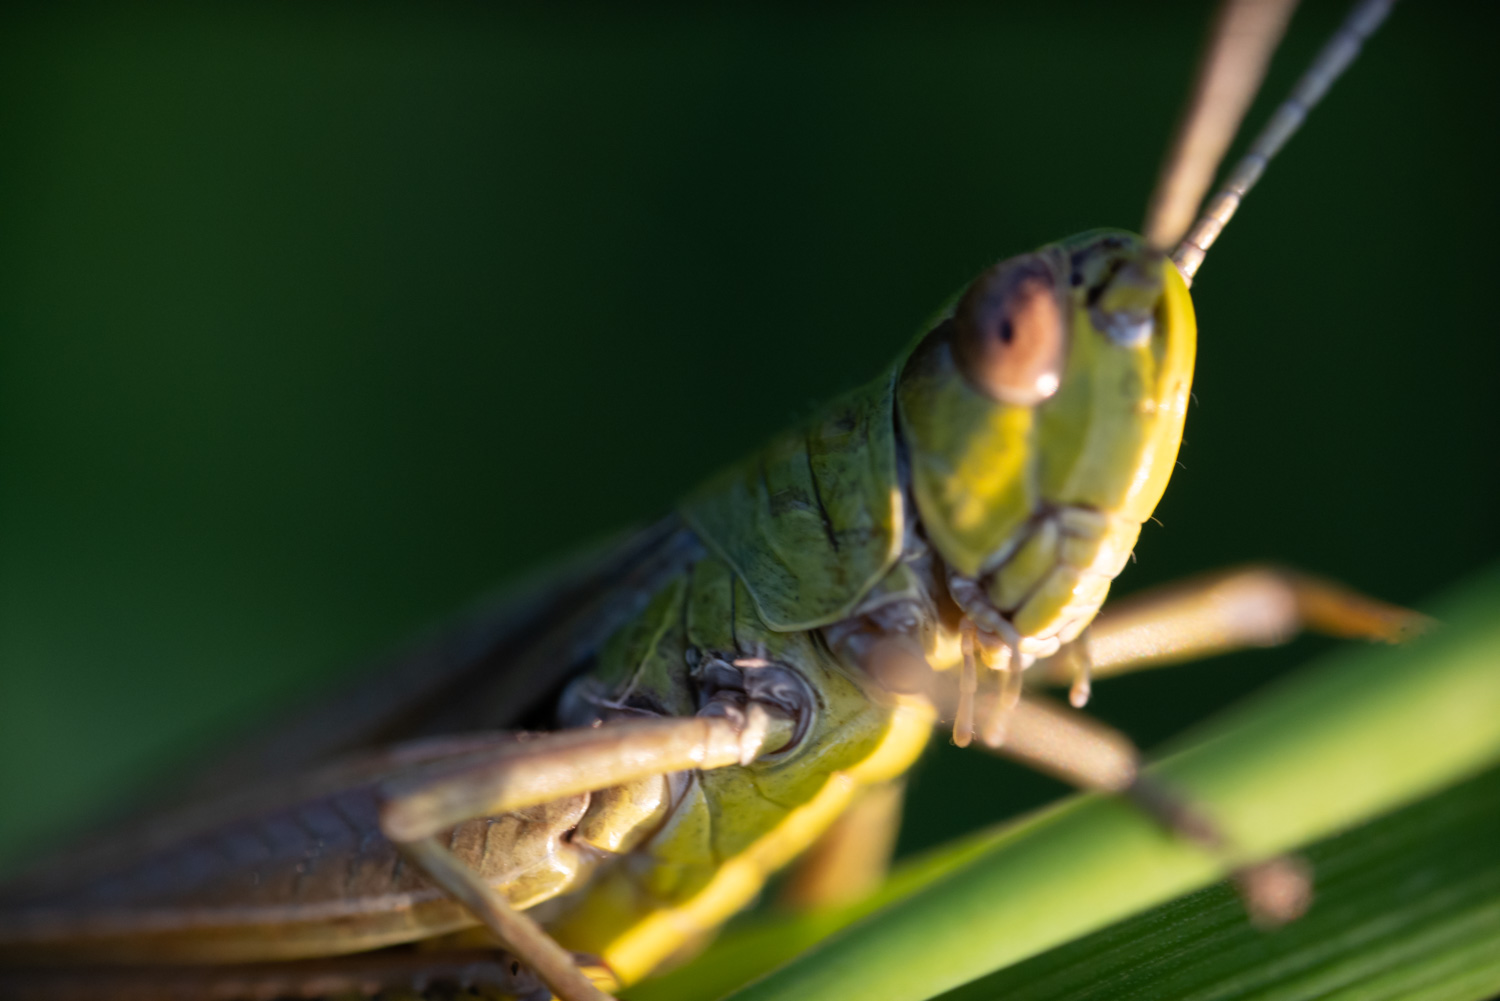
[
  {"x1": 0, "y1": 950, "x2": 554, "y2": 1001},
  {"x1": 978, "y1": 693, "x2": 1310, "y2": 926},
  {"x1": 1033, "y1": 564, "x2": 1431, "y2": 689},
  {"x1": 377, "y1": 713, "x2": 791, "y2": 1001},
  {"x1": 946, "y1": 566, "x2": 1426, "y2": 924},
  {"x1": 778, "y1": 780, "x2": 907, "y2": 911}
]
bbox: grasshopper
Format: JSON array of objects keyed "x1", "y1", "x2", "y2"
[{"x1": 0, "y1": 2, "x2": 1431, "y2": 999}]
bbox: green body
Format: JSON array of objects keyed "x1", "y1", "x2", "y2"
[
  {"x1": 544, "y1": 230, "x2": 1198, "y2": 981},
  {"x1": 546, "y1": 552, "x2": 931, "y2": 982}
]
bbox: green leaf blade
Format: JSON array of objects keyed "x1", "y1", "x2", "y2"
[{"x1": 934, "y1": 764, "x2": 1500, "y2": 1001}]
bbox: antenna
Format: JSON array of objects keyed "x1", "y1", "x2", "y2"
[
  {"x1": 1144, "y1": 0, "x2": 1300, "y2": 255},
  {"x1": 1171, "y1": 0, "x2": 1396, "y2": 285}
]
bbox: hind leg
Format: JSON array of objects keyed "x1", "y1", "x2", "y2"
[
  {"x1": 0, "y1": 949, "x2": 566, "y2": 1001},
  {"x1": 378, "y1": 713, "x2": 792, "y2": 1001}
]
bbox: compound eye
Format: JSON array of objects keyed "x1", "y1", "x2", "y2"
[{"x1": 953, "y1": 257, "x2": 1067, "y2": 406}]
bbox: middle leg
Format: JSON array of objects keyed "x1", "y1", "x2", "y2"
[
  {"x1": 777, "y1": 779, "x2": 907, "y2": 911},
  {"x1": 974, "y1": 692, "x2": 1311, "y2": 926}
]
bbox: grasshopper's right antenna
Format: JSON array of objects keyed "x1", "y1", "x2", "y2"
[
  {"x1": 1169, "y1": 0, "x2": 1397, "y2": 285},
  {"x1": 1144, "y1": 0, "x2": 1300, "y2": 259}
]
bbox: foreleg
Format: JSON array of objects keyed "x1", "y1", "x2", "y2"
[{"x1": 1034, "y1": 564, "x2": 1429, "y2": 697}]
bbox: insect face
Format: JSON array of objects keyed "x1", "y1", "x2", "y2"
[{"x1": 899, "y1": 231, "x2": 1195, "y2": 651}]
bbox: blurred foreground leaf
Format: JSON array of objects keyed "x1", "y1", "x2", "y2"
[
  {"x1": 630, "y1": 566, "x2": 1500, "y2": 1001},
  {"x1": 934, "y1": 763, "x2": 1500, "y2": 1001}
]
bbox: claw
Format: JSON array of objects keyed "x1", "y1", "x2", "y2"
[
  {"x1": 954, "y1": 623, "x2": 978, "y2": 748},
  {"x1": 1069, "y1": 660, "x2": 1092, "y2": 708},
  {"x1": 1234, "y1": 855, "x2": 1313, "y2": 927},
  {"x1": 981, "y1": 643, "x2": 1026, "y2": 747}
]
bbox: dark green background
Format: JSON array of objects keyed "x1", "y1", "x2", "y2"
[{"x1": 1, "y1": 3, "x2": 1496, "y2": 874}]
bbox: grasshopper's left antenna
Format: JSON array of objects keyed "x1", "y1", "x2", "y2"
[{"x1": 1163, "y1": 0, "x2": 1397, "y2": 285}]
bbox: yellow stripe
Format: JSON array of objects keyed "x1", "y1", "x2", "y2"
[{"x1": 601, "y1": 699, "x2": 934, "y2": 985}]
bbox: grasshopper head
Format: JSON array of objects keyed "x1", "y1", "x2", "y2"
[{"x1": 897, "y1": 230, "x2": 1196, "y2": 649}]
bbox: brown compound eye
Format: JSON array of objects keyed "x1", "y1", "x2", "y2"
[{"x1": 953, "y1": 256, "x2": 1067, "y2": 406}]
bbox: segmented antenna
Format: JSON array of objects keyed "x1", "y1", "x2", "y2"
[
  {"x1": 1144, "y1": 0, "x2": 1299, "y2": 256},
  {"x1": 1173, "y1": 0, "x2": 1396, "y2": 284}
]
